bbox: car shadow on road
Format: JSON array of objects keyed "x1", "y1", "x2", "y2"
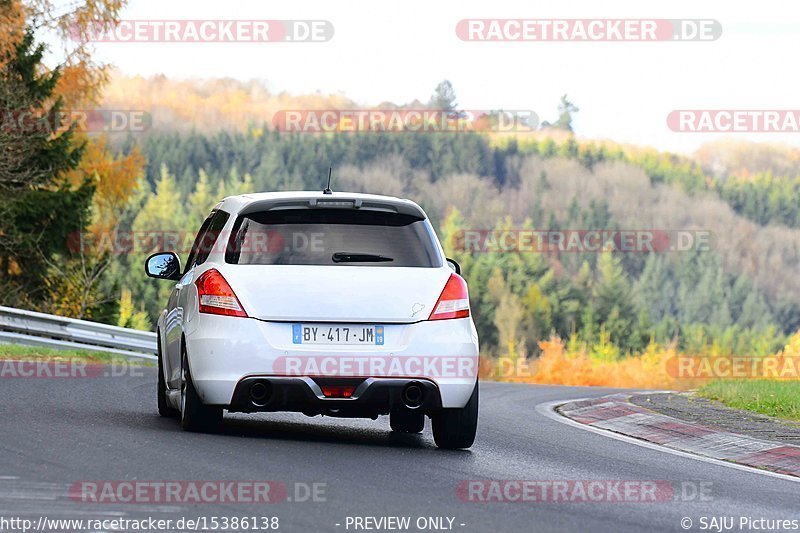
[
  {"x1": 148, "y1": 411, "x2": 472, "y2": 454},
  {"x1": 217, "y1": 414, "x2": 437, "y2": 449}
]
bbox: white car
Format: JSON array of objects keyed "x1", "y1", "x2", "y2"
[{"x1": 146, "y1": 191, "x2": 479, "y2": 449}]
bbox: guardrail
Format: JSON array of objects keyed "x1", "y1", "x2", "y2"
[{"x1": 0, "y1": 306, "x2": 157, "y2": 360}]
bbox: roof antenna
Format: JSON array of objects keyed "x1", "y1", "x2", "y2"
[{"x1": 323, "y1": 167, "x2": 333, "y2": 195}]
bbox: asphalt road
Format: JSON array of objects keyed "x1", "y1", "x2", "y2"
[{"x1": 0, "y1": 368, "x2": 798, "y2": 533}]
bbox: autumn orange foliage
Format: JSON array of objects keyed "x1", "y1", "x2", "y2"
[
  {"x1": 66, "y1": 135, "x2": 144, "y2": 235},
  {"x1": 101, "y1": 74, "x2": 358, "y2": 132},
  {"x1": 0, "y1": 0, "x2": 25, "y2": 68},
  {"x1": 528, "y1": 338, "x2": 684, "y2": 389},
  {"x1": 481, "y1": 337, "x2": 717, "y2": 391},
  {"x1": 480, "y1": 333, "x2": 800, "y2": 391}
]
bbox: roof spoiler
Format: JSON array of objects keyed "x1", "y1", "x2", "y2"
[{"x1": 238, "y1": 196, "x2": 426, "y2": 219}]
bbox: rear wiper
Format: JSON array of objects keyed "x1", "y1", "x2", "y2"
[{"x1": 332, "y1": 252, "x2": 394, "y2": 263}]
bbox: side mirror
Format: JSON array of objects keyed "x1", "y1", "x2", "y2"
[
  {"x1": 145, "y1": 252, "x2": 182, "y2": 281},
  {"x1": 446, "y1": 258, "x2": 461, "y2": 275}
]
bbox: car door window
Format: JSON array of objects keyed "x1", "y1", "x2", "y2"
[
  {"x1": 194, "y1": 210, "x2": 230, "y2": 266},
  {"x1": 184, "y1": 211, "x2": 216, "y2": 274}
]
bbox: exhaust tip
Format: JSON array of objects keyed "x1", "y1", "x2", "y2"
[
  {"x1": 249, "y1": 381, "x2": 272, "y2": 407},
  {"x1": 402, "y1": 381, "x2": 425, "y2": 408}
]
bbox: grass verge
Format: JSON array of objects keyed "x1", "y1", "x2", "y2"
[
  {"x1": 0, "y1": 343, "x2": 154, "y2": 366},
  {"x1": 698, "y1": 380, "x2": 800, "y2": 421}
]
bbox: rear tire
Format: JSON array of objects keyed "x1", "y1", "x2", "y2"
[
  {"x1": 390, "y1": 409, "x2": 425, "y2": 433},
  {"x1": 180, "y1": 351, "x2": 223, "y2": 432},
  {"x1": 157, "y1": 335, "x2": 177, "y2": 417},
  {"x1": 432, "y1": 382, "x2": 478, "y2": 449}
]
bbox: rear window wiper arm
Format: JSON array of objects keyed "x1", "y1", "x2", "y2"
[{"x1": 332, "y1": 252, "x2": 394, "y2": 263}]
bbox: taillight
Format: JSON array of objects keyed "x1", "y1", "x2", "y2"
[
  {"x1": 195, "y1": 269, "x2": 248, "y2": 318},
  {"x1": 428, "y1": 273, "x2": 470, "y2": 320}
]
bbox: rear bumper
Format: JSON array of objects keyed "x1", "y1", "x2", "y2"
[
  {"x1": 228, "y1": 376, "x2": 442, "y2": 418},
  {"x1": 184, "y1": 314, "x2": 479, "y2": 409}
]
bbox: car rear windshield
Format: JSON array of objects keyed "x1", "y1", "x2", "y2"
[{"x1": 225, "y1": 208, "x2": 441, "y2": 267}]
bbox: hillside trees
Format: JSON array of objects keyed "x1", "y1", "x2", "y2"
[
  {"x1": 0, "y1": 29, "x2": 92, "y2": 308},
  {"x1": 0, "y1": 0, "x2": 142, "y2": 318},
  {"x1": 104, "y1": 129, "x2": 795, "y2": 357}
]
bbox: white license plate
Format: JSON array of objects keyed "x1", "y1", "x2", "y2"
[{"x1": 292, "y1": 324, "x2": 385, "y2": 345}]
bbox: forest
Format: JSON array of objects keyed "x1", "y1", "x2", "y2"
[
  {"x1": 3, "y1": 41, "x2": 800, "y2": 385},
  {"x1": 82, "y1": 124, "x2": 800, "y2": 363}
]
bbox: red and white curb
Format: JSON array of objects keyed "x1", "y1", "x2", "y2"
[{"x1": 555, "y1": 393, "x2": 800, "y2": 478}]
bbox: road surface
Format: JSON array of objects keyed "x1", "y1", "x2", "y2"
[{"x1": 0, "y1": 369, "x2": 797, "y2": 532}]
